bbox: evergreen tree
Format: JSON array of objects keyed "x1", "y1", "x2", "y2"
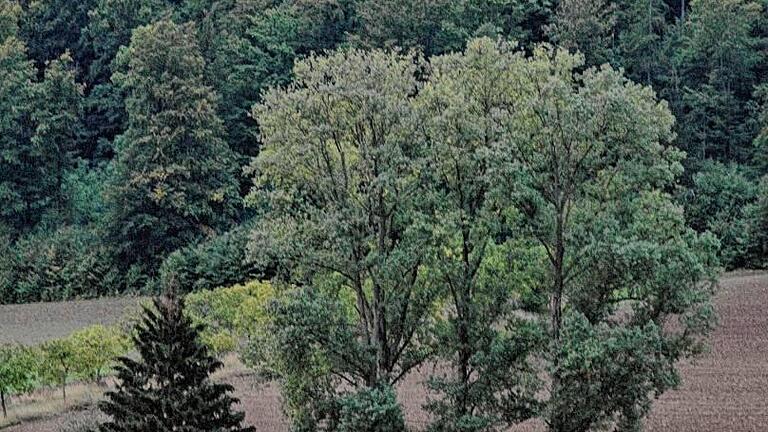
[
  {"x1": 104, "y1": 19, "x2": 239, "y2": 276},
  {"x1": 0, "y1": 1, "x2": 37, "y2": 233},
  {"x1": 31, "y1": 52, "x2": 84, "y2": 222},
  {"x1": 99, "y1": 292, "x2": 254, "y2": 432}
]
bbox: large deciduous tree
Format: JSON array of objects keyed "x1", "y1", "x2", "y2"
[
  {"x1": 498, "y1": 43, "x2": 719, "y2": 431},
  {"x1": 105, "y1": 19, "x2": 239, "y2": 277},
  {"x1": 416, "y1": 39, "x2": 544, "y2": 431},
  {"x1": 248, "y1": 48, "x2": 438, "y2": 428}
]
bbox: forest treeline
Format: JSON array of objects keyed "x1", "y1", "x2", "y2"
[
  {"x1": 0, "y1": 0, "x2": 766, "y2": 303},
  {"x1": 1, "y1": 1, "x2": 767, "y2": 431}
]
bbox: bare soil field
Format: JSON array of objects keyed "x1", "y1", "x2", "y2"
[
  {"x1": 3, "y1": 272, "x2": 768, "y2": 431},
  {"x1": 0, "y1": 297, "x2": 145, "y2": 346}
]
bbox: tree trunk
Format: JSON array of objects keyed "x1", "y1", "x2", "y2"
[
  {"x1": 1, "y1": 390, "x2": 7, "y2": 419},
  {"x1": 681, "y1": 0, "x2": 686, "y2": 21},
  {"x1": 61, "y1": 374, "x2": 67, "y2": 402},
  {"x1": 551, "y1": 210, "x2": 565, "y2": 341}
]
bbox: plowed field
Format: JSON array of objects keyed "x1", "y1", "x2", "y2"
[{"x1": 3, "y1": 272, "x2": 767, "y2": 431}]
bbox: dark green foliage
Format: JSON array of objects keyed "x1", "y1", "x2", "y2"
[
  {"x1": 338, "y1": 386, "x2": 406, "y2": 432},
  {"x1": 745, "y1": 176, "x2": 768, "y2": 267},
  {"x1": 18, "y1": 0, "x2": 96, "y2": 70},
  {"x1": 0, "y1": 15, "x2": 36, "y2": 234},
  {"x1": 548, "y1": 313, "x2": 679, "y2": 432},
  {"x1": 683, "y1": 161, "x2": 759, "y2": 268},
  {"x1": 674, "y1": 0, "x2": 765, "y2": 163},
  {"x1": 158, "y1": 222, "x2": 267, "y2": 293},
  {"x1": 99, "y1": 294, "x2": 254, "y2": 432},
  {"x1": 352, "y1": 0, "x2": 553, "y2": 56},
  {"x1": 0, "y1": 225, "x2": 120, "y2": 303},
  {"x1": 104, "y1": 19, "x2": 240, "y2": 275},
  {"x1": 30, "y1": 52, "x2": 85, "y2": 221}
]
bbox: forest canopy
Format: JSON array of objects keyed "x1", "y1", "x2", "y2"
[{"x1": 1, "y1": 0, "x2": 765, "y2": 431}]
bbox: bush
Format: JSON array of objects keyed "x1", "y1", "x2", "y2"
[
  {"x1": 158, "y1": 222, "x2": 268, "y2": 294},
  {"x1": 683, "y1": 161, "x2": 758, "y2": 269},
  {"x1": 0, "y1": 345, "x2": 37, "y2": 418},
  {"x1": 185, "y1": 281, "x2": 275, "y2": 356},
  {"x1": 338, "y1": 386, "x2": 406, "y2": 432},
  {"x1": 745, "y1": 176, "x2": 768, "y2": 267}
]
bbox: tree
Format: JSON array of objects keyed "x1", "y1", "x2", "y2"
[
  {"x1": 98, "y1": 294, "x2": 254, "y2": 432},
  {"x1": 615, "y1": 0, "x2": 669, "y2": 85},
  {"x1": 0, "y1": 345, "x2": 36, "y2": 418},
  {"x1": 675, "y1": 0, "x2": 764, "y2": 163},
  {"x1": 80, "y1": 0, "x2": 172, "y2": 160},
  {"x1": 683, "y1": 161, "x2": 758, "y2": 268},
  {"x1": 40, "y1": 338, "x2": 77, "y2": 402},
  {"x1": 30, "y1": 52, "x2": 84, "y2": 221},
  {"x1": 416, "y1": 39, "x2": 544, "y2": 431},
  {"x1": 351, "y1": 0, "x2": 554, "y2": 57},
  {"x1": 0, "y1": 2, "x2": 36, "y2": 233},
  {"x1": 497, "y1": 44, "x2": 719, "y2": 431},
  {"x1": 70, "y1": 325, "x2": 132, "y2": 383},
  {"x1": 545, "y1": 0, "x2": 617, "y2": 66},
  {"x1": 18, "y1": 0, "x2": 96, "y2": 70},
  {"x1": 248, "y1": 48, "x2": 438, "y2": 427},
  {"x1": 105, "y1": 19, "x2": 239, "y2": 277}
]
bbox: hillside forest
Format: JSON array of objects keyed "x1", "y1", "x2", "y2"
[{"x1": 0, "y1": 0, "x2": 768, "y2": 431}]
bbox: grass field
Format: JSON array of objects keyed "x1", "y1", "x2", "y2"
[{"x1": 2, "y1": 272, "x2": 767, "y2": 431}]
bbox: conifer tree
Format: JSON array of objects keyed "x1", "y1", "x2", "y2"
[{"x1": 99, "y1": 292, "x2": 254, "y2": 432}]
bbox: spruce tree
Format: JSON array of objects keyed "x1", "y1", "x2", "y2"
[{"x1": 99, "y1": 293, "x2": 254, "y2": 432}]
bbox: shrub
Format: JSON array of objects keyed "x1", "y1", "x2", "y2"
[
  {"x1": 683, "y1": 161, "x2": 758, "y2": 268},
  {"x1": 185, "y1": 280, "x2": 275, "y2": 356},
  {"x1": 0, "y1": 345, "x2": 37, "y2": 418},
  {"x1": 338, "y1": 386, "x2": 406, "y2": 432},
  {"x1": 158, "y1": 222, "x2": 267, "y2": 294},
  {"x1": 745, "y1": 176, "x2": 768, "y2": 267}
]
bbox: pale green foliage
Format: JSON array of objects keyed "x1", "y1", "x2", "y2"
[
  {"x1": 69, "y1": 325, "x2": 132, "y2": 382},
  {"x1": 487, "y1": 40, "x2": 719, "y2": 431},
  {"x1": 185, "y1": 280, "x2": 275, "y2": 355},
  {"x1": 416, "y1": 39, "x2": 545, "y2": 430},
  {"x1": 249, "y1": 48, "x2": 439, "y2": 400},
  {"x1": 39, "y1": 338, "x2": 77, "y2": 400},
  {"x1": 249, "y1": 38, "x2": 720, "y2": 432},
  {"x1": 0, "y1": 345, "x2": 37, "y2": 416},
  {"x1": 0, "y1": 0, "x2": 21, "y2": 41}
]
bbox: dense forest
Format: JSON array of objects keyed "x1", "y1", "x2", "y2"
[
  {"x1": 1, "y1": 0, "x2": 768, "y2": 431},
  {"x1": 0, "y1": 0, "x2": 765, "y2": 303}
]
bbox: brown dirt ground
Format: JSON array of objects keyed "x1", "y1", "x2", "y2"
[
  {"x1": 0, "y1": 297, "x2": 145, "y2": 346},
  {"x1": 3, "y1": 272, "x2": 768, "y2": 431}
]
